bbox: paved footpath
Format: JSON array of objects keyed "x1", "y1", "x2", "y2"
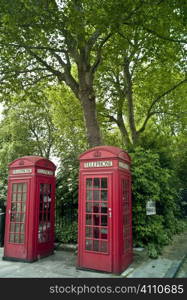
[
  {"x1": 0, "y1": 248, "x2": 116, "y2": 278},
  {"x1": 0, "y1": 227, "x2": 187, "y2": 278},
  {"x1": 176, "y1": 256, "x2": 187, "y2": 278},
  {"x1": 125, "y1": 228, "x2": 187, "y2": 278}
]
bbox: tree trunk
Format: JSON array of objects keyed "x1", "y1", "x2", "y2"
[
  {"x1": 81, "y1": 96, "x2": 102, "y2": 147},
  {"x1": 123, "y1": 58, "x2": 138, "y2": 145},
  {"x1": 80, "y1": 90, "x2": 102, "y2": 147},
  {"x1": 116, "y1": 113, "x2": 132, "y2": 150}
]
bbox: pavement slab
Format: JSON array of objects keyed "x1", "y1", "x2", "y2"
[
  {"x1": 126, "y1": 258, "x2": 180, "y2": 278},
  {"x1": 0, "y1": 248, "x2": 116, "y2": 278},
  {"x1": 0, "y1": 226, "x2": 187, "y2": 278}
]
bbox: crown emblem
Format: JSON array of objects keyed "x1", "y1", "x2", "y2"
[{"x1": 93, "y1": 151, "x2": 101, "y2": 157}]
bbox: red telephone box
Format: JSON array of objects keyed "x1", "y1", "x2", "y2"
[
  {"x1": 3, "y1": 156, "x2": 56, "y2": 262},
  {"x1": 77, "y1": 146, "x2": 133, "y2": 274}
]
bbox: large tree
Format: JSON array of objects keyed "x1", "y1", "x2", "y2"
[
  {"x1": 0, "y1": 0, "x2": 186, "y2": 147},
  {"x1": 96, "y1": 25, "x2": 186, "y2": 149}
]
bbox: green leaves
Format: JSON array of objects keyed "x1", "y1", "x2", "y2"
[
  {"x1": 0, "y1": 83, "x2": 57, "y2": 164},
  {"x1": 131, "y1": 147, "x2": 184, "y2": 258}
]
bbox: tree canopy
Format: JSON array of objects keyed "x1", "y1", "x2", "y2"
[{"x1": 0, "y1": 0, "x2": 186, "y2": 147}]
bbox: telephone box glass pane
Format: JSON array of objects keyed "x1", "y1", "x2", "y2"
[
  {"x1": 86, "y1": 203, "x2": 92, "y2": 212},
  {"x1": 85, "y1": 239, "x2": 92, "y2": 250},
  {"x1": 86, "y1": 178, "x2": 92, "y2": 188},
  {"x1": 11, "y1": 203, "x2": 16, "y2": 212},
  {"x1": 16, "y1": 203, "x2": 21, "y2": 212},
  {"x1": 101, "y1": 203, "x2": 107, "y2": 213},
  {"x1": 12, "y1": 194, "x2": 17, "y2": 202},
  {"x1": 86, "y1": 227, "x2": 92, "y2": 238},
  {"x1": 101, "y1": 215, "x2": 107, "y2": 226},
  {"x1": 93, "y1": 240, "x2": 99, "y2": 251},
  {"x1": 15, "y1": 223, "x2": 20, "y2": 233},
  {"x1": 22, "y1": 193, "x2": 27, "y2": 202},
  {"x1": 20, "y1": 214, "x2": 25, "y2": 222},
  {"x1": 93, "y1": 215, "x2": 100, "y2": 226},
  {"x1": 124, "y1": 215, "x2": 129, "y2": 225},
  {"x1": 20, "y1": 235, "x2": 24, "y2": 243},
  {"x1": 12, "y1": 184, "x2": 17, "y2": 192},
  {"x1": 17, "y1": 193, "x2": 21, "y2": 201},
  {"x1": 100, "y1": 241, "x2": 107, "y2": 253},
  {"x1": 14, "y1": 234, "x2": 19, "y2": 243},
  {"x1": 93, "y1": 227, "x2": 99, "y2": 238},
  {"x1": 101, "y1": 178, "x2": 107, "y2": 188},
  {"x1": 10, "y1": 223, "x2": 14, "y2": 232},
  {"x1": 124, "y1": 227, "x2": 130, "y2": 237},
  {"x1": 9, "y1": 233, "x2": 14, "y2": 243},
  {"x1": 22, "y1": 183, "x2": 27, "y2": 192},
  {"x1": 86, "y1": 214, "x2": 92, "y2": 225},
  {"x1": 101, "y1": 190, "x2": 107, "y2": 201},
  {"x1": 93, "y1": 190, "x2": 99, "y2": 201},
  {"x1": 93, "y1": 203, "x2": 99, "y2": 213},
  {"x1": 20, "y1": 224, "x2": 24, "y2": 233},
  {"x1": 93, "y1": 178, "x2": 100, "y2": 188},
  {"x1": 15, "y1": 213, "x2": 21, "y2": 222},
  {"x1": 101, "y1": 228, "x2": 107, "y2": 239},
  {"x1": 10, "y1": 213, "x2": 15, "y2": 222},
  {"x1": 17, "y1": 184, "x2": 22, "y2": 192},
  {"x1": 86, "y1": 190, "x2": 92, "y2": 201},
  {"x1": 22, "y1": 202, "x2": 26, "y2": 212},
  {"x1": 38, "y1": 183, "x2": 52, "y2": 243},
  {"x1": 122, "y1": 178, "x2": 131, "y2": 254}
]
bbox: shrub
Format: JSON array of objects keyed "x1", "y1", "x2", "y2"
[
  {"x1": 55, "y1": 221, "x2": 78, "y2": 244},
  {"x1": 131, "y1": 147, "x2": 184, "y2": 258},
  {"x1": 55, "y1": 153, "x2": 79, "y2": 244}
]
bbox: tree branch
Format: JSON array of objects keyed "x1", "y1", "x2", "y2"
[
  {"x1": 138, "y1": 78, "x2": 187, "y2": 133},
  {"x1": 91, "y1": 33, "x2": 113, "y2": 74},
  {"x1": 87, "y1": 30, "x2": 102, "y2": 51},
  {"x1": 141, "y1": 25, "x2": 187, "y2": 44},
  {"x1": 123, "y1": 58, "x2": 137, "y2": 142},
  {"x1": 123, "y1": 0, "x2": 146, "y2": 22},
  {"x1": 53, "y1": 52, "x2": 68, "y2": 68},
  {"x1": 0, "y1": 42, "x2": 65, "y2": 53},
  {"x1": 23, "y1": 74, "x2": 54, "y2": 87},
  {"x1": 25, "y1": 48, "x2": 65, "y2": 80}
]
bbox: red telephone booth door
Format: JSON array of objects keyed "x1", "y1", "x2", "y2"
[
  {"x1": 121, "y1": 174, "x2": 132, "y2": 266},
  {"x1": 37, "y1": 178, "x2": 54, "y2": 252},
  {"x1": 80, "y1": 175, "x2": 112, "y2": 272},
  {"x1": 4, "y1": 180, "x2": 30, "y2": 260}
]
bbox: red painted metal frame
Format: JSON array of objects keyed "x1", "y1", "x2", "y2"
[
  {"x1": 3, "y1": 156, "x2": 56, "y2": 262},
  {"x1": 77, "y1": 146, "x2": 133, "y2": 274}
]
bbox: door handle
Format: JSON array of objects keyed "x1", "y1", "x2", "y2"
[{"x1": 108, "y1": 208, "x2": 112, "y2": 218}]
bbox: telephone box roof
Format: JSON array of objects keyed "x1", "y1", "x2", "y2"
[
  {"x1": 79, "y1": 146, "x2": 131, "y2": 163},
  {"x1": 9, "y1": 156, "x2": 56, "y2": 170}
]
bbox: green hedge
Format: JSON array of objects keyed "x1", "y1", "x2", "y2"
[{"x1": 131, "y1": 147, "x2": 184, "y2": 258}]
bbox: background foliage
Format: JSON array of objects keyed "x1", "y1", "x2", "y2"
[
  {"x1": 131, "y1": 147, "x2": 184, "y2": 258},
  {"x1": 0, "y1": 0, "x2": 186, "y2": 256}
]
